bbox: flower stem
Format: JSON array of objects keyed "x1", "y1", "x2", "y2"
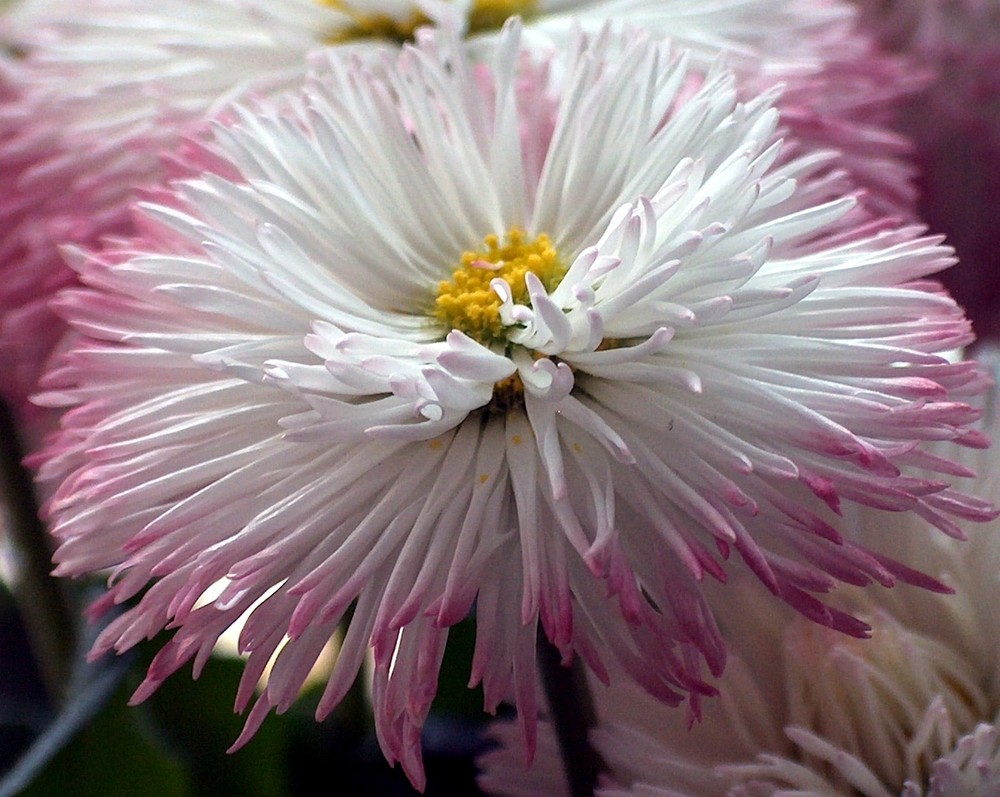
[
  {"x1": 537, "y1": 631, "x2": 605, "y2": 797},
  {"x1": 0, "y1": 400, "x2": 75, "y2": 704}
]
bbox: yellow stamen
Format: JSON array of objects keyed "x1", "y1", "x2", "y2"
[
  {"x1": 318, "y1": 0, "x2": 538, "y2": 44},
  {"x1": 434, "y1": 227, "x2": 565, "y2": 347},
  {"x1": 319, "y1": 0, "x2": 430, "y2": 44},
  {"x1": 467, "y1": 0, "x2": 538, "y2": 34}
]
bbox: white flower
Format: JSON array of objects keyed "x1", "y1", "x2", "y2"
[
  {"x1": 36, "y1": 22, "x2": 991, "y2": 791},
  {"x1": 0, "y1": 0, "x2": 861, "y2": 235},
  {"x1": 923, "y1": 725, "x2": 1000, "y2": 797}
]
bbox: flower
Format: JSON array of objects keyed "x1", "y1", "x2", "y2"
[
  {"x1": 852, "y1": 0, "x2": 1000, "y2": 343},
  {"x1": 35, "y1": 21, "x2": 991, "y2": 791},
  {"x1": 0, "y1": 0, "x2": 914, "y2": 416},
  {"x1": 920, "y1": 727, "x2": 1000, "y2": 797},
  {"x1": 478, "y1": 366, "x2": 1000, "y2": 797}
]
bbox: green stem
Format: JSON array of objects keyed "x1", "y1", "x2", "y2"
[{"x1": 537, "y1": 632, "x2": 605, "y2": 797}]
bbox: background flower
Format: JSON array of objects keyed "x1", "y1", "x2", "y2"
[
  {"x1": 0, "y1": 0, "x2": 337, "y2": 417},
  {"x1": 853, "y1": 0, "x2": 1000, "y2": 343}
]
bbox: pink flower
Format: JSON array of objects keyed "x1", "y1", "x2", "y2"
[
  {"x1": 0, "y1": 0, "x2": 338, "y2": 417},
  {"x1": 770, "y1": 25, "x2": 929, "y2": 219},
  {"x1": 33, "y1": 21, "x2": 994, "y2": 789},
  {"x1": 853, "y1": 0, "x2": 1000, "y2": 343}
]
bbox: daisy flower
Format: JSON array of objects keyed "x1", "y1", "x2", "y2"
[
  {"x1": 0, "y1": 0, "x2": 911, "y2": 417},
  {"x1": 35, "y1": 22, "x2": 991, "y2": 790},
  {"x1": 0, "y1": 0, "x2": 336, "y2": 415},
  {"x1": 853, "y1": 0, "x2": 1000, "y2": 343},
  {"x1": 478, "y1": 370, "x2": 1000, "y2": 797}
]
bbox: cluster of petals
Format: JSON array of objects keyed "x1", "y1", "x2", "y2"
[
  {"x1": 853, "y1": 0, "x2": 1000, "y2": 146},
  {"x1": 768, "y1": 24, "x2": 927, "y2": 219},
  {"x1": 479, "y1": 373, "x2": 1000, "y2": 797},
  {"x1": 0, "y1": 0, "x2": 919, "y2": 419},
  {"x1": 853, "y1": 0, "x2": 1000, "y2": 341},
  {"x1": 33, "y1": 18, "x2": 996, "y2": 788}
]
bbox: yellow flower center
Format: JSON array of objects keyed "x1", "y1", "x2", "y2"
[
  {"x1": 319, "y1": 0, "x2": 538, "y2": 44},
  {"x1": 320, "y1": 0, "x2": 429, "y2": 43},
  {"x1": 467, "y1": 0, "x2": 537, "y2": 34},
  {"x1": 434, "y1": 227, "x2": 565, "y2": 347}
]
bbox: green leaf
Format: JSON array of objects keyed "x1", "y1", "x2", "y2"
[{"x1": 138, "y1": 652, "x2": 291, "y2": 797}]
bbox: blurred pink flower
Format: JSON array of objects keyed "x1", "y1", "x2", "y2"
[
  {"x1": 0, "y1": 0, "x2": 337, "y2": 417},
  {"x1": 0, "y1": 0, "x2": 919, "y2": 419},
  {"x1": 32, "y1": 21, "x2": 994, "y2": 789},
  {"x1": 854, "y1": 0, "x2": 1000, "y2": 343},
  {"x1": 771, "y1": 26, "x2": 929, "y2": 219}
]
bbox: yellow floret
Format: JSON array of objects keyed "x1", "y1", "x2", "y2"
[{"x1": 434, "y1": 228, "x2": 565, "y2": 346}]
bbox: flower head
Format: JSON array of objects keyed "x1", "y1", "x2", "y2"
[
  {"x1": 0, "y1": 0, "x2": 336, "y2": 412},
  {"x1": 481, "y1": 594, "x2": 1000, "y2": 797},
  {"x1": 36, "y1": 22, "x2": 992, "y2": 790}
]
